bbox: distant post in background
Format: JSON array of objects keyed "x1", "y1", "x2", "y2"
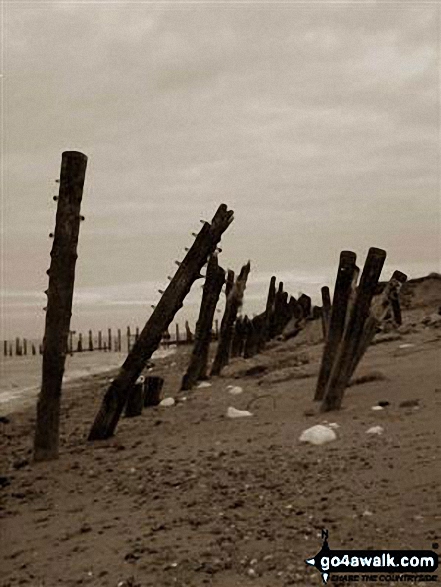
[
  {"x1": 108, "y1": 328, "x2": 112, "y2": 351},
  {"x1": 88, "y1": 330, "x2": 94, "y2": 352}
]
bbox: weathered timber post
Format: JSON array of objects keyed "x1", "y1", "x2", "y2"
[
  {"x1": 88, "y1": 330, "x2": 94, "y2": 352},
  {"x1": 144, "y1": 376, "x2": 164, "y2": 406},
  {"x1": 34, "y1": 151, "x2": 87, "y2": 462},
  {"x1": 32, "y1": 343, "x2": 37, "y2": 356},
  {"x1": 38, "y1": 343, "x2": 43, "y2": 355},
  {"x1": 321, "y1": 286, "x2": 331, "y2": 340},
  {"x1": 15, "y1": 337, "x2": 22, "y2": 356},
  {"x1": 3, "y1": 340, "x2": 7, "y2": 356},
  {"x1": 135, "y1": 327, "x2": 140, "y2": 343},
  {"x1": 126, "y1": 327, "x2": 131, "y2": 352},
  {"x1": 185, "y1": 321, "x2": 194, "y2": 343},
  {"x1": 175, "y1": 323, "x2": 180, "y2": 344},
  {"x1": 124, "y1": 376, "x2": 145, "y2": 418},
  {"x1": 117, "y1": 329, "x2": 122, "y2": 352},
  {"x1": 347, "y1": 270, "x2": 407, "y2": 381},
  {"x1": 231, "y1": 316, "x2": 245, "y2": 358},
  {"x1": 77, "y1": 333, "x2": 83, "y2": 352},
  {"x1": 23, "y1": 339, "x2": 28, "y2": 356},
  {"x1": 297, "y1": 293, "x2": 312, "y2": 320},
  {"x1": 261, "y1": 276, "x2": 277, "y2": 345},
  {"x1": 108, "y1": 328, "x2": 112, "y2": 351},
  {"x1": 389, "y1": 287, "x2": 402, "y2": 326},
  {"x1": 88, "y1": 204, "x2": 234, "y2": 440},
  {"x1": 314, "y1": 251, "x2": 357, "y2": 402},
  {"x1": 210, "y1": 261, "x2": 251, "y2": 376},
  {"x1": 321, "y1": 247, "x2": 387, "y2": 412},
  {"x1": 244, "y1": 313, "x2": 265, "y2": 358},
  {"x1": 181, "y1": 254, "x2": 225, "y2": 390}
]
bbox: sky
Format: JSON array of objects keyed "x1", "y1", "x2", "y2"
[{"x1": 1, "y1": 0, "x2": 440, "y2": 340}]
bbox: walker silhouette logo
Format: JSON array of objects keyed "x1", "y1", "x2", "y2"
[{"x1": 305, "y1": 530, "x2": 439, "y2": 584}]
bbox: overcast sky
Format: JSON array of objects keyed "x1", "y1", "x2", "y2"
[{"x1": 1, "y1": 0, "x2": 440, "y2": 339}]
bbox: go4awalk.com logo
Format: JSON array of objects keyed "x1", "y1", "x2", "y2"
[{"x1": 305, "y1": 530, "x2": 439, "y2": 584}]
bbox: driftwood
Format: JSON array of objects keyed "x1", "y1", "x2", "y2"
[
  {"x1": 314, "y1": 251, "x2": 357, "y2": 402},
  {"x1": 88, "y1": 204, "x2": 234, "y2": 440},
  {"x1": 181, "y1": 254, "x2": 225, "y2": 390},
  {"x1": 34, "y1": 151, "x2": 88, "y2": 462},
  {"x1": 210, "y1": 261, "x2": 251, "y2": 376},
  {"x1": 321, "y1": 247, "x2": 387, "y2": 412}
]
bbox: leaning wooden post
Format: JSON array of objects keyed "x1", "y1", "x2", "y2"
[
  {"x1": 321, "y1": 286, "x2": 331, "y2": 340},
  {"x1": 321, "y1": 247, "x2": 387, "y2": 412},
  {"x1": 314, "y1": 251, "x2": 357, "y2": 402},
  {"x1": 33, "y1": 151, "x2": 87, "y2": 462},
  {"x1": 181, "y1": 254, "x2": 225, "y2": 390},
  {"x1": 210, "y1": 261, "x2": 251, "y2": 376},
  {"x1": 88, "y1": 204, "x2": 234, "y2": 440},
  {"x1": 347, "y1": 270, "x2": 407, "y2": 381}
]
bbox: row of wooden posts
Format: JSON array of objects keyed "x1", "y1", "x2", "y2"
[
  {"x1": 3, "y1": 320, "x2": 208, "y2": 358},
  {"x1": 32, "y1": 150, "x2": 404, "y2": 463}
]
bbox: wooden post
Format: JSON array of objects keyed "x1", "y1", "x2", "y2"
[
  {"x1": 210, "y1": 261, "x2": 251, "y2": 376},
  {"x1": 38, "y1": 343, "x2": 43, "y2": 355},
  {"x1": 32, "y1": 343, "x2": 37, "y2": 356},
  {"x1": 390, "y1": 288, "x2": 402, "y2": 326},
  {"x1": 77, "y1": 333, "x2": 83, "y2": 352},
  {"x1": 314, "y1": 251, "x2": 357, "y2": 402},
  {"x1": 175, "y1": 323, "x2": 180, "y2": 344},
  {"x1": 88, "y1": 330, "x2": 94, "y2": 352},
  {"x1": 321, "y1": 286, "x2": 331, "y2": 340},
  {"x1": 144, "y1": 376, "x2": 164, "y2": 406},
  {"x1": 15, "y1": 337, "x2": 22, "y2": 356},
  {"x1": 98, "y1": 330, "x2": 102, "y2": 351},
  {"x1": 3, "y1": 340, "x2": 7, "y2": 357},
  {"x1": 108, "y1": 328, "x2": 112, "y2": 351},
  {"x1": 184, "y1": 320, "x2": 194, "y2": 343},
  {"x1": 347, "y1": 270, "x2": 407, "y2": 381},
  {"x1": 88, "y1": 204, "x2": 234, "y2": 440},
  {"x1": 181, "y1": 254, "x2": 225, "y2": 390},
  {"x1": 262, "y1": 276, "x2": 276, "y2": 344},
  {"x1": 124, "y1": 377, "x2": 144, "y2": 418},
  {"x1": 297, "y1": 293, "x2": 312, "y2": 320},
  {"x1": 23, "y1": 339, "x2": 28, "y2": 356},
  {"x1": 117, "y1": 329, "x2": 122, "y2": 352},
  {"x1": 34, "y1": 151, "x2": 87, "y2": 462},
  {"x1": 126, "y1": 326, "x2": 131, "y2": 352},
  {"x1": 231, "y1": 316, "x2": 245, "y2": 358},
  {"x1": 214, "y1": 319, "x2": 219, "y2": 340},
  {"x1": 135, "y1": 327, "x2": 140, "y2": 343},
  {"x1": 321, "y1": 247, "x2": 387, "y2": 412}
]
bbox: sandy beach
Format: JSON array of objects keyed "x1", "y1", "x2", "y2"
[{"x1": 1, "y1": 279, "x2": 440, "y2": 587}]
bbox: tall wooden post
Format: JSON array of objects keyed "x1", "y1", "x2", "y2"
[
  {"x1": 314, "y1": 251, "x2": 357, "y2": 402},
  {"x1": 210, "y1": 261, "x2": 251, "y2": 376},
  {"x1": 32, "y1": 343, "x2": 37, "y2": 356},
  {"x1": 263, "y1": 276, "x2": 276, "y2": 343},
  {"x1": 98, "y1": 330, "x2": 102, "y2": 350},
  {"x1": 181, "y1": 254, "x2": 225, "y2": 390},
  {"x1": 15, "y1": 337, "x2": 22, "y2": 356},
  {"x1": 88, "y1": 204, "x2": 234, "y2": 440},
  {"x1": 126, "y1": 326, "x2": 131, "y2": 352},
  {"x1": 3, "y1": 340, "x2": 7, "y2": 357},
  {"x1": 34, "y1": 151, "x2": 87, "y2": 462},
  {"x1": 321, "y1": 286, "x2": 331, "y2": 340},
  {"x1": 108, "y1": 328, "x2": 112, "y2": 351},
  {"x1": 175, "y1": 323, "x2": 180, "y2": 344},
  {"x1": 77, "y1": 333, "x2": 83, "y2": 352},
  {"x1": 321, "y1": 247, "x2": 387, "y2": 412},
  {"x1": 23, "y1": 339, "x2": 28, "y2": 356},
  {"x1": 117, "y1": 329, "x2": 121, "y2": 352},
  {"x1": 88, "y1": 330, "x2": 94, "y2": 352}
]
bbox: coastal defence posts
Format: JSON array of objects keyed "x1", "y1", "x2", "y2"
[{"x1": 33, "y1": 151, "x2": 88, "y2": 462}]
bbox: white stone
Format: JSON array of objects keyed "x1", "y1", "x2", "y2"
[
  {"x1": 299, "y1": 424, "x2": 337, "y2": 446},
  {"x1": 227, "y1": 406, "x2": 252, "y2": 418},
  {"x1": 371, "y1": 405, "x2": 384, "y2": 411},
  {"x1": 228, "y1": 386, "x2": 243, "y2": 395},
  {"x1": 159, "y1": 397, "x2": 175, "y2": 407},
  {"x1": 366, "y1": 426, "x2": 384, "y2": 435},
  {"x1": 197, "y1": 381, "x2": 212, "y2": 388}
]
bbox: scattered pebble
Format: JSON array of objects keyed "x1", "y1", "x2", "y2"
[
  {"x1": 366, "y1": 426, "x2": 384, "y2": 435},
  {"x1": 371, "y1": 406, "x2": 384, "y2": 411},
  {"x1": 399, "y1": 343, "x2": 415, "y2": 349},
  {"x1": 228, "y1": 386, "x2": 243, "y2": 395},
  {"x1": 227, "y1": 406, "x2": 253, "y2": 419},
  {"x1": 159, "y1": 397, "x2": 175, "y2": 407},
  {"x1": 197, "y1": 381, "x2": 212, "y2": 388},
  {"x1": 299, "y1": 424, "x2": 337, "y2": 446}
]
